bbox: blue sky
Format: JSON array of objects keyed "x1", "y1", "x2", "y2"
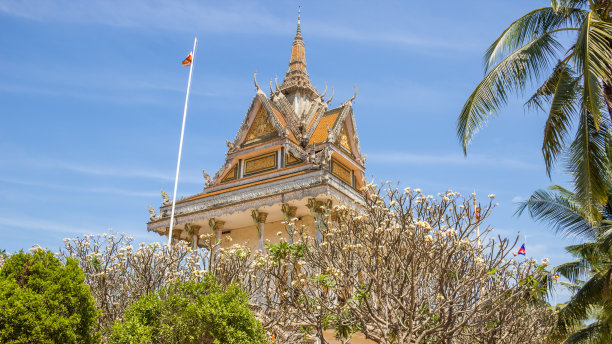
[{"x1": 1, "y1": 0, "x2": 577, "y2": 296}]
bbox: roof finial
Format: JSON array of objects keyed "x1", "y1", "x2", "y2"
[{"x1": 296, "y1": 6, "x2": 302, "y2": 39}]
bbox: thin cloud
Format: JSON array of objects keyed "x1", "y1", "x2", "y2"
[
  {"x1": 0, "y1": 216, "x2": 102, "y2": 234},
  {"x1": 368, "y1": 152, "x2": 537, "y2": 170},
  {"x1": 0, "y1": 177, "x2": 160, "y2": 197},
  {"x1": 0, "y1": 216, "x2": 158, "y2": 241},
  {"x1": 9, "y1": 158, "x2": 202, "y2": 184},
  {"x1": 0, "y1": 0, "x2": 476, "y2": 51}
]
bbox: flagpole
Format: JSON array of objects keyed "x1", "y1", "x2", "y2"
[
  {"x1": 473, "y1": 190, "x2": 481, "y2": 248},
  {"x1": 168, "y1": 36, "x2": 198, "y2": 247}
]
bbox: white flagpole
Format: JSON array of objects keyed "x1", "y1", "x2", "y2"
[{"x1": 168, "y1": 36, "x2": 198, "y2": 247}]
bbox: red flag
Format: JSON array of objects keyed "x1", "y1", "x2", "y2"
[{"x1": 182, "y1": 51, "x2": 193, "y2": 67}]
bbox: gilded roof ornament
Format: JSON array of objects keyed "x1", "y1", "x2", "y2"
[
  {"x1": 325, "y1": 88, "x2": 334, "y2": 105},
  {"x1": 349, "y1": 86, "x2": 357, "y2": 104},
  {"x1": 253, "y1": 72, "x2": 261, "y2": 92}
]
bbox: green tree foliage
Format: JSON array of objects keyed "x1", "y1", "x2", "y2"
[
  {"x1": 0, "y1": 249, "x2": 100, "y2": 344},
  {"x1": 108, "y1": 276, "x2": 270, "y2": 344},
  {"x1": 518, "y1": 186, "x2": 612, "y2": 343},
  {"x1": 458, "y1": 0, "x2": 612, "y2": 220}
]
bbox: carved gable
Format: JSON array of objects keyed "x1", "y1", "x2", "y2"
[
  {"x1": 245, "y1": 107, "x2": 276, "y2": 143},
  {"x1": 336, "y1": 122, "x2": 352, "y2": 154},
  {"x1": 220, "y1": 165, "x2": 238, "y2": 183}
]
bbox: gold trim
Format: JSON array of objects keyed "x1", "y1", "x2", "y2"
[
  {"x1": 244, "y1": 152, "x2": 278, "y2": 176},
  {"x1": 221, "y1": 165, "x2": 238, "y2": 183},
  {"x1": 331, "y1": 158, "x2": 352, "y2": 185},
  {"x1": 285, "y1": 152, "x2": 302, "y2": 166},
  {"x1": 337, "y1": 123, "x2": 352, "y2": 154}
]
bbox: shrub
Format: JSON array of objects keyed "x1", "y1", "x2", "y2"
[
  {"x1": 0, "y1": 249, "x2": 100, "y2": 343},
  {"x1": 108, "y1": 276, "x2": 269, "y2": 344}
]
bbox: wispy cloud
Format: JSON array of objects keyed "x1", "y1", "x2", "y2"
[
  {"x1": 8, "y1": 157, "x2": 203, "y2": 184},
  {"x1": 0, "y1": 216, "x2": 103, "y2": 234},
  {"x1": 0, "y1": 0, "x2": 476, "y2": 51},
  {"x1": 0, "y1": 61, "x2": 245, "y2": 103},
  {"x1": 0, "y1": 177, "x2": 159, "y2": 197},
  {"x1": 368, "y1": 152, "x2": 538, "y2": 170},
  {"x1": 0, "y1": 215, "x2": 158, "y2": 241}
]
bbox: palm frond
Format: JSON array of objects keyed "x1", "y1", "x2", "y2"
[
  {"x1": 554, "y1": 259, "x2": 592, "y2": 283},
  {"x1": 550, "y1": 0, "x2": 590, "y2": 12},
  {"x1": 458, "y1": 33, "x2": 563, "y2": 152},
  {"x1": 567, "y1": 109, "x2": 610, "y2": 221},
  {"x1": 565, "y1": 242, "x2": 604, "y2": 269},
  {"x1": 573, "y1": 12, "x2": 612, "y2": 126},
  {"x1": 484, "y1": 7, "x2": 587, "y2": 71},
  {"x1": 564, "y1": 320, "x2": 611, "y2": 344},
  {"x1": 525, "y1": 61, "x2": 581, "y2": 175},
  {"x1": 598, "y1": 226, "x2": 612, "y2": 251},
  {"x1": 550, "y1": 273, "x2": 605, "y2": 342},
  {"x1": 516, "y1": 187, "x2": 596, "y2": 239}
]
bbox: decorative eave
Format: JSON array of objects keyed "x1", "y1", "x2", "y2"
[{"x1": 147, "y1": 168, "x2": 365, "y2": 232}]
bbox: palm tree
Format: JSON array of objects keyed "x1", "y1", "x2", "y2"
[
  {"x1": 518, "y1": 186, "x2": 612, "y2": 343},
  {"x1": 458, "y1": 0, "x2": 612, "y2": 220}
]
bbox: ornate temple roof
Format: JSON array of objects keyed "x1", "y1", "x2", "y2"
[{"x1": 147, "y1": 11, "x2": 366, "y2": 235}]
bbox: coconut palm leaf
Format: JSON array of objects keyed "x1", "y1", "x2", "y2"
[
  {"x1": 458, "y1": 33, "x2": 563, "y2": 152},
  {"x1": 564, "y1": 321, "x2": 611, "y2": 344},
  {"x1": 550, "y1": 0, "x2": 589, "y2": 12},
  {"x1": 549, "y1": 273, "x2": 606, "y2": 342},
  {"x1": 484, "y1": 7, "x2": 586, "y2": 71},
  {"x1": 565, "y1": 242, "x2": 607, "y2": 268},
  {"x1": 573, "y1": 12, "x2": 612, "y2": 126},
  {"x1": 554, "y1": 259, "x2": 592, "y2": 283},
  {"x1": 525, "y1": 61, "x2": 581, "y2": 175},
  {"x1": 567, "y1": 109, "x2": 610, "y2": 220},
  {"x1": 516, "y1": 187, "x2": 596, "y2": 239},
  {"x1": 598, "y1": 226, "x2": 612, "y2": 251}
]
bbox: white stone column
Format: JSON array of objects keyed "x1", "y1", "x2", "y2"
[
  {"x1": 208, "y1": 218, "x2": 225, "y2": 269},
  {"x1": 184, "y1": 223, "x2": 201, "y2": 249},
  {"x1": 281, "y1": 203, "x2": 297, "y2": 244},
  {"x1": 307, "y1": 198, "x2": 332, "y2": 245},
  {"x1": 251, "y1": 210, "x2": 268, "y2": 253}
]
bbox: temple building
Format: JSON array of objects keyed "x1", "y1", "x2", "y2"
[{"x1": 147, "y1": 13, "x2": 366, "y2": 253}]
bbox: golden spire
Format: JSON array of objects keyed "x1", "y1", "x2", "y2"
[
  {"x1": 279, "y1": 7, "x2": 320, "y2": 103},
  {"x1": 288, "y1": 7, "x2": 306, "y2": 73}
]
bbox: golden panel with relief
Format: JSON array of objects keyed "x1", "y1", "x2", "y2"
[
  {"x1": 285, "y1": 152, "x2": 302, "y2": 166},
  {"x1": 245, "y1": 107, "x2": 276, "y2": 142},
  {"x1": 337, "y1": 123, "x2": 352, "y2": 154},
  {"x1": 331, "y1": 158, "x2": 352, "y2": 185},
  {"x1": 245, "y1": 152, "x2": 278, "y2": 176},
  {"x1": 221, "y1": 165, "x2": 238, "y2": 183}
]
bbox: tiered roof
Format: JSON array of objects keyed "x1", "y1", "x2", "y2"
[{"x1": 147, "y1": 12, "x2": 366, "y2": 234}]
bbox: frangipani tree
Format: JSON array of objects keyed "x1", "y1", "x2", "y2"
[
  {"x1": 253, "y1": 184, "x2": 553, "y2": 343},
  {"x1": 59, "y1": 185, "x2": 554, "y2": 344}
]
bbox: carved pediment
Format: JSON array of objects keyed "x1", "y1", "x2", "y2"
[
  {"x1": 244, "y1": 107, "x2": 276, "y2": 143},
  {"x1": 336, "y1": 122, "x2": 352, "y2": 154},
  {"x1": 220, "y1": 164, "x2": 238, "y2": 183},
  {"x1": 286, "y1": 151, "x2": 303, "y2": 166}
]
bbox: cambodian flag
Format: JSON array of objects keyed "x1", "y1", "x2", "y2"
[{"x1": 517, "y1": 244, "x2": 526, "y2": 255}]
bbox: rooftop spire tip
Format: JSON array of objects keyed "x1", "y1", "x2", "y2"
[{"x1": 296, "y1": 7, "x2": 302, "y2": 38}]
